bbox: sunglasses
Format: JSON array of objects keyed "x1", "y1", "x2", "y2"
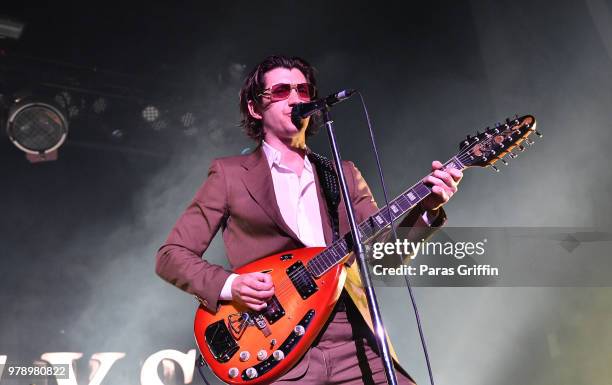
[{"x1": 258, "y1": 83, "x2": 316, "y2": 102}]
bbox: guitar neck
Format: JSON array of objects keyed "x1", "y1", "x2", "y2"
[{"x1": 307, "y1": 156, "x2": 466, "y2": 277}]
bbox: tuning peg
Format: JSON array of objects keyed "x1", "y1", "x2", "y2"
[
  {"x1": 476, "y1": 130, "x2": 481, "y2": 135},
  {"x1": 517, "y1": 145, "x2": 525, "y2": 152},
  {"x1": 535, "y1": 130, "x2": 543, "y2": 138},
  {"x1": 499, "y1": 157, "x2": 508, "y2": 165},
  {"x1": 490, "y1": 165, "x2": 500, "y2": 172},
  {"x1": 495, "y1": 122, "x2": 501, "y2": 128},
  {"x1": 525, "y1": 138, "x2": 534, "y2": 146},
  {"x1": 508, "y1": 152, "x2": 518, "y2": 159},
  {"x1": 505, "y1": 118, "x2": 511, "y2": 124}
]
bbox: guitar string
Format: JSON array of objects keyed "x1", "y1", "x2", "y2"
[{"x1": 247, "y1": 128, "x2": 527, "y2": 303}]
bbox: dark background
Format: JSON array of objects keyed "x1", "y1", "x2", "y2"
[{"x1": 1, "y1": 1, "x2": 611, "y2": 384}]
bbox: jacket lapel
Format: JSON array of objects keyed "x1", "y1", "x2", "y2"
[
  {"x1": 241, "y1": 147, "x2": 302, "y2": 244},
  {"x1": 311, "y1": 164, "x2": 334, "y2": 246}
]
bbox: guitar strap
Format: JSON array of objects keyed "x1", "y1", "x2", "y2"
[{"x1": 308, "y1": 152, "x2": 341, "y2": 242}]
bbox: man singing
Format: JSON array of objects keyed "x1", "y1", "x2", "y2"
[{"x1": 156, "y1": 55, "x2": 462, "y2": 384}]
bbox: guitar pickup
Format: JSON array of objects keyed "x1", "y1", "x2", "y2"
[
  {"x1": 262, "y1": 295, "x2": 285, "y2": 324},
  {"x1": 287, "y1": 261, "x2": 318, "y2": 300}
]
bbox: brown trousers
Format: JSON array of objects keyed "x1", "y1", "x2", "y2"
[{"x1": 274, "y1": 293, "x2": 416, "y2": 385}]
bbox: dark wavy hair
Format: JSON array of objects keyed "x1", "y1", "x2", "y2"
[{"x1": 239, "y1": 55, "x2": 320, "y2": 142}]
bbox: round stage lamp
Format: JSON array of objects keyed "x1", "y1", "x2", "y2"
[{"x1": 6, "y1": 102, "x2": 69, "y2": 160}]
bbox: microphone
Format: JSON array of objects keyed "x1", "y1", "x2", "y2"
[{"x1": 291, "y1": 89, "x2": 357, "y2": 121}]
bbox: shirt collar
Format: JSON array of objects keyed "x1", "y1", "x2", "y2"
[{"x1": 261, "y1": 141, "x2": 313, "y2": 173}]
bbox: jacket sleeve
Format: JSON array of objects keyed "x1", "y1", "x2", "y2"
[{"x1": 155, "y1": 159, "x2": 233, "y2": 313}]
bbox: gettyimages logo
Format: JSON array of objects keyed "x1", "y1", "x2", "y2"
[{"x1": 371, "y1": 238, "x2": 488, "y2": 260}]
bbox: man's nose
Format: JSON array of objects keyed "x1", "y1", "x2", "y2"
[{"x1": 287, "y1": 88, "x2": 301, "y2": 105}]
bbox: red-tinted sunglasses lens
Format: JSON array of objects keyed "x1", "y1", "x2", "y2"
[
  {"x1": 268, "y1": 83, "x2": 315, "y2": 100},
  {"x1": 269, "y1": 84, "x2": 291, "y2": 99},
  {"x1": 296, "y1": 84, "x2": 315, "y2": 99}
]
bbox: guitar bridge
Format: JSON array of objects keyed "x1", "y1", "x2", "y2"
[{"x1": 204, "y1": 320, "x2": 239, "y2": 363}]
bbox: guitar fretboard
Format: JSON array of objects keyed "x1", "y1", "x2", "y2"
[{"x1": 306, "y1": 156, "x2": 464, "y2": 277}]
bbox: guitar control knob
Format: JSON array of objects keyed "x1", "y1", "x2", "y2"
[
  {"x1": 257, "y1": 350, "x2": 268, "y2": 361},
  {"x1": 239, "y1": 351, "x2": 250, "y2": 362},
  {"x1": 228, "y1": 367, "x2": 239, "y2": 378},
  {"x1": 245, "y1": 367, "x2": 258, "y2": 379},
  {"x1": 272, "y1": 350, "x2": 285, "y2": 361},
  {"x1": 294, "y1": 325, "x2": 305, "y2": 336}
]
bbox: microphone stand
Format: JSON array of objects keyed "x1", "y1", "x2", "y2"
[{"x1": 322, "y1": 107, "x2": 399, "y2": 385}]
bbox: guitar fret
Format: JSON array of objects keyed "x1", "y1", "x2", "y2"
[
  {"x1": 322, "y1": 252, "x2": 333, "y2": 267},
  {"x1": 414, "y1": 183, "x2": 431, "y2": 198},
  {"x1": 359, "y1": 221, "x2": 373, "y2": 238}
]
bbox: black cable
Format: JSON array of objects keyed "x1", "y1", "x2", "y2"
[{"x1": 357, "y1": 92, "x2": 436, "y2": 385}]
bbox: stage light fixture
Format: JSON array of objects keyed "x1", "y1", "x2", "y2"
[
  {"x1": 54, "y1": 91, "x2": 80, "y2": 118},
  {"x1": 152, "y1": 119, "x2": 167, "y2": 131},
  {"x1": 0, "y1": 17, "x2": 24, "y2": 40},
  {"x1": 142, "y1": 106, "x2": 160, "y2": 122},
  {"x1": 6, "y1": 100, "x2": 69, "y2": 162},
  {"x1": 180, "y1": 112, "x2": 195, "y2": 128},
  {"x1": 92, "y1": 97, "x2": 107, "y2": 114}
]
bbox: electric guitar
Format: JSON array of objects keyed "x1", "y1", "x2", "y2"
[{"x1": 194, "y1": 115, "x2": 540, "y2": 384}]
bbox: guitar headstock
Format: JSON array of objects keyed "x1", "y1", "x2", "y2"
[{"x1": 458, "y1": 115, "x2": 540, "y2": 171}]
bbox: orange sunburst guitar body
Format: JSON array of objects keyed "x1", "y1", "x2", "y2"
[
  {"x1": 194, "y1": 247, "x2": 347, "y2": 385},
  {"x1": 194, "y1": 115, "x2": 540, "y2": 385}
]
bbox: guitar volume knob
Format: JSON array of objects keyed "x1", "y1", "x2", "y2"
[
  {"x1": 245, "y1": 367, "x2": 258, "y2": 379},
  {"x1": 257, "y1": 350, "x2": 268, "y2": 361},
  {"x1": 294, "y1": 325, "x2": 305, "y2": 336},
  {"x1": 239, "y1": 351, "x2": 250, "y2": 361},
  {"x1": 272, "y1": 350, "x2": 285, "y2": 361},
  {"x1": 228, "y1": 367, "x2": 239, "y2": 378}
]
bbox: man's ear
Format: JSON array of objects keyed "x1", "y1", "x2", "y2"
[{"x1": 247, "y1": 100, "x2": 263, "y2": 120}]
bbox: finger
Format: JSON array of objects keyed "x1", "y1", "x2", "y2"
[
  {"x1": 242, "y1": 296, "x2": 265, "y2": 305},
  {"x1": 447, "y1": 168, "x2": 463, "y2": 182},
  {"x1": 424, "y1": 175, "x2": 447, "y2": 189},
  {"x1": 251, "y1": 272, "x2": 272, "y2": 283},
  {"x1": 432, "y1": 185, "x2": 449, "y2": 202},
  {"x1": 431, "y1": 160, "x2": 444, "y2": 171},
  {"x1": 247, "y1": 302, "x2": 267, "y2": 311},
  {"x1": 433, "y1": 170, "x2": 455, "y2": 186},
  {"x1": 246, "y1": 275, "x2": 274, "y2": 291},
  {"x1": 240, "y1": 286, "x2": 274, "y2": 300},
  {"x1": 249, "y1": 288, "x2": 275, "y2": 300},
  {"x1": 433, "y1": 171, "x2": 458, "y2": 192}
]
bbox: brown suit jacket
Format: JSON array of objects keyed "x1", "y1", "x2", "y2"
[{"x1": 156, "y1": 147, "x2": 445, "y2": 348}]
